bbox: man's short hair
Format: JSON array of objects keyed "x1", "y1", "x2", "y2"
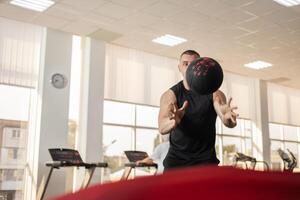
[{"x1": 180, "y1": 50, "x2": 200, "y2": 59}]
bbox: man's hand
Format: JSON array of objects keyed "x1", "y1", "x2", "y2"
[
  {"x1": 221, "y1": 97, "x2": 238, "y2": 128},
  {"x1": 136, "y1": 160, "x2": 145, "y2": 165},
  {"x1": 136, "y1": 157, "x2": 153, "y2": 166},
  {"x1": 168, "y1": 100, "x2": 189, "y2": 129}
]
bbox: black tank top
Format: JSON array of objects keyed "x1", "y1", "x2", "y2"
[{"x1": 163, "y1": 81, "x2": 219, "y2": 170}]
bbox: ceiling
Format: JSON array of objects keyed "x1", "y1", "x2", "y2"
[{"x1": 0, "y1": 0, "x2": 300, "y2": 88}]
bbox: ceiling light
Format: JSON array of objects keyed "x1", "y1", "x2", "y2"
[
  {"x1": 273, "y1": 0, "x2": 300, "y2": 7},
  {"x1": 152, "y1": 34, "x2": 187, "y2": 47},
  {"x1": 10, "y1": 0, "x2": 55, "y2": 12},
  {"x1": 244, "y1": 61, "x2": 272, "y2": 70}
]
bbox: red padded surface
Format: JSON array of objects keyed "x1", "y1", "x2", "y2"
[{"x1": 54, "y1": 166, "x2": 300, "y2": 200}]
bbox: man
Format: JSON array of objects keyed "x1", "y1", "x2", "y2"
[
  {"x1": 136, "y1": 134, "x2": 170, "y2": 174},
  {"x1": 159, "y1": 50, "x2": 238, "y2": 170}
]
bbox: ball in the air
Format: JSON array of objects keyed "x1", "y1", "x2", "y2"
[{"x1": 186, "y1": 57, "x2": 223, "y2": 95}]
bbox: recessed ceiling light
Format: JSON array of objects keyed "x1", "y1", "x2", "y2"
[
  {"x1": 10, "y1": 0, "x2": 55, "y2": 12},
  {"x1": 273, "y1": 0, "x2": 300, "y2": 7},
  {"x1": 244, "y1": 61, "x2": 272, "y2": 70},
  {"x1": 152, "y1": 34, "x2": 187, "y2": 47}
]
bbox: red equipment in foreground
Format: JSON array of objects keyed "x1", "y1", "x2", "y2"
[{"x1": 54, "y1": 166, "x2": 300, "y2": 200}]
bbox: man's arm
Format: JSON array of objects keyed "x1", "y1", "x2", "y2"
[
  {"x1": 158, "y1": 90, "x2": 177, "y2": 134},
  {"x1": 213, "y1": 90, "x2": 238, "y2": 128},
  {"x1": 136, "y1": 143, "x2": 163, "y2": 165},
  {"x1": 158, "y1": 90, "x2": 188, "y2": 134}
]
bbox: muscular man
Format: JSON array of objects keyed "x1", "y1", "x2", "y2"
[{"x1": 159, "y1": 50, "x2": 238, "y2": 170}]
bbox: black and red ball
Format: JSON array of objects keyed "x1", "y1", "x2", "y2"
[{"x1": 186, "y1": 57, "x2": 223, "y2": 95}]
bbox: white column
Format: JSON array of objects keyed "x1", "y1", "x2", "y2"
[
  {"x1": 252, "y1": 80, "x2": 270, "y2": 167},
  {"x1": 74, "y1": 37, "x2": 105, "y2": 190},
  {"x1": 25, "y1": 28, "x2": 73, "y2": 200}
]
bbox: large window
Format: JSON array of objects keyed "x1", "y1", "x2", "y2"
[
  {"x1": 269, "y1": 123, "x2": 300, "y2": 170},
  {"x1": 102, "y1": 100, "x2": 160, "y2": 182},
  {"x1": 216, "y1": 118, "x2": 253, "y2": 166},
  {"x1": 0, "y1": 86, "x2": 32, "y2": 200},
  {"x1": 103, "y1": 100, "x2": 255, "y2": 181},
  {"x1": 0, "y1": 18, "x2": 42, "y2": 200}
]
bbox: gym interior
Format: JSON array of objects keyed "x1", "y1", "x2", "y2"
[{"x1": 0, "y1": 0, "x2": 300, "y2": 199}]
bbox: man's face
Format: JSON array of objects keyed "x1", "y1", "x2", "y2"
[{"x1": 178, "y1": 54, "x2": 198, "y2": 78}]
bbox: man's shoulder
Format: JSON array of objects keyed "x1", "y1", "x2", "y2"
[
  {"x1": 161, "y1": 89, "x2": 176, "y2": 101},
  {"x1": 160, "y1": 82, "x2": 182, "y2": 104},
  {"x1": 167, "y1": 81, "x2": 183, "y2": 95},
  {"x1": 171, "y1": 80, "x2": 183, "y2": 89}
]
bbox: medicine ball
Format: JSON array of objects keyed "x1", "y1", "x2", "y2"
[{"x1": 186, "y1": 57, "x2": 223, "y2": 95}]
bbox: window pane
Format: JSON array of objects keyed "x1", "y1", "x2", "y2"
[
  {"x1": 102, "y1": 125, "x2": 134, "y2": 182},
  {"x1": 245, "y1": 138, "x2": 252, "y2": 156},
  {"x1": 269, "y1": 123, "x2": 282, "y2": 139},
  {"x1": 135, "y1": 129, "x2": 160, "y2": 177},
  {"x1": 222, "y1": 136, "x2": 242, "y2": 165},
  {"x1": 283, "y1": 125, "x2": 298, "y2": 141},
  {"x1": 103, "y1": 125, "x2": 134, "y2": 156},
  {"x1": 103, "y1": 101, "x2": 135, "y2": 125},
  {"x1": 0, "y1": 85, "x2": 31, "y2": 200},
  {"x1": 245, "y1": 120, "x2": 252, "y2": 137},
  {"x1": 284, "y1": 142, "x2": 299, "y2": 168},
  {"x1": 136, "y1": 105, "x2": 159, "y2": 128},
  {"x1": 215, "y1": 135, "x2": 220, "y2": 161},
  {"x1": 0, "y1": 169, "x2": 24, "y2": 198},
  {"x1": 270, "y1": 140, "x2": 283, "y2": 170},
  {"x1": 215, "y1": 118, "x2": 221, "y2": 134},
  {"x1": 222, "y1": 119, "x2": 242, "y2": 136},
  {"x1": 136, "y1": 129, "x2": 160, "y2": 155}
]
